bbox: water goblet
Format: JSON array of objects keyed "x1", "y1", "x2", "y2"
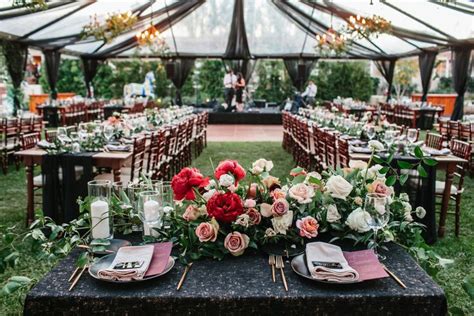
[
  {"x1": 364, "y1": 193, "x2": 390, "y2": 260},
  {"x1": 366, "y1": 126, "x2": 376, "y2": 140}
]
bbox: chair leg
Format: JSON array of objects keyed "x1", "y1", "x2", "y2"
[{"x1": 455, "y1": 195, "x2": 461, "y2": 237}]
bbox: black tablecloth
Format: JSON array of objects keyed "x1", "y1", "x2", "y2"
[
  {"x1": 209, "y1": 112, "x2": 282, "y2": 124},
  {"x1": 103, "y1": 106, "x2": 125, "y2": 119},
  {"x1": 39, "y1": 106, "x2": 61, "y2": 127},
  {"x1": 24, "y1": 243, "x2": 446, "y2": 316}
]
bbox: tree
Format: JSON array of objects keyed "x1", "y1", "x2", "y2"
[
  {"x1": 197, "y1": 60, "x2": 225, "y2": 101},
  {"x1": 39, "y1": 59, "x2": 86, "y2": 96},
  {"x1": 393, "y1": 59, "x2": 417, "y2": 100},
  {"x1": 254, "y1": 60, "x2": 293, "y2": 103}
]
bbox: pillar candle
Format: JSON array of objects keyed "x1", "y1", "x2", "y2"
[{"x1": 90, "y1": 200, "x2": 110, "y2": 239}]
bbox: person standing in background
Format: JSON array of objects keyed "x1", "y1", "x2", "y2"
[
  {"x1": 301, "y1": 80, "x2": 317, "y2": 106},
  {"x1": 234, "y1": 72, "x2": 245, "y2": 112},
  {"x1": 223, "y1": 68, "x2": 237, "y2": 111}
]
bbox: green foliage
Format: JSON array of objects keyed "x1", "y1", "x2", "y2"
[
  {"x1": 433, "y1": 76, "x2": 474, "y2": 94},
  {"x1": 196, "y1": 60, "x2": 226, "y2": 101},
  {"x1": 393, "y1": 59, "x2": 417, "y2": 99},
  {"x1": 312, "y1": 61, "x2": 375, "y2": 102},
  {"x1": 56, "y1": 59, "x2": 86, "y2": 96},
  {"x1": 254, "y1": 60, "x2": 293, "y2": 102}
]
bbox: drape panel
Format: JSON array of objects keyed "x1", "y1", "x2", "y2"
[
  {"x1": 223, "y1": 0, "x2": 250, "y2": 59},
  {"x1": 166, "y1": 58, "x2": 195, "y2": 106},
  {"x1": 223, "y1": 59, "x2": 257, "y2": 82},
  {"x1": 81, "y1": 57, "x2": 102, "y2": 98},
  {"x1": 284, "y1": 59, "x2": 316, "y2": 91},
  {"x1": 450, "y1": 47, "x2": 472, "y2": 120},
  {"x1": 0, "y1": 40, "x2": 28, "y2": 113},
  {"x1": 43, "y1": 49, "x2": 61, "y2": 100},
  {"x1": 418, "y1": 51, "x2": 437, "y2": 102},
  {"x1": 375, "y1": 59, "x2": 397, "y2": 101}
]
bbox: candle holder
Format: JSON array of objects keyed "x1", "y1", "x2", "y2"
[
  {"x1": 138, "y1": 190, "x2": 163, "y2": 237},
  {"x1": 87, "y1": 180, "x2": 113, "y2": 240}
]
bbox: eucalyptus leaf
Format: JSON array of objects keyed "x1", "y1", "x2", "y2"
[
  {"x1": 417, "y1": 165, "x2": 428, "y2": 178},
  {"x1": 385, "y1": 175, "x2": 397, "y2": 186},
  {"x1": 397, "y1": 161, "x2": 412, "y2": 169},
  {"x1": 414, "y1": 146, "x2": 424, "y2": 159}
]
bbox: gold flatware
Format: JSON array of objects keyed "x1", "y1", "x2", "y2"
[
  {"x1": 276, "y1": 256, "x2": 288, "y2": 292},
  {"x1": 383, "y1": 265, "x2": 406, "y2": 289},
  {"x1": 176, "y1": 262, "x2": 193, "y2": 291},
  {"x1": 68, "y1": 267, "x2": 80, "y2": 283},
  {"x1": 269, "y1": 255, "x2": 276, "y2": 283},
  {"x1": 69, "y1": 265, "x2": 88, "y2": 292}
]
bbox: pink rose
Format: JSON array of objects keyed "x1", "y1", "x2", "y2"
[
  {"x1": 244, "y1": 199, "x2": 257, "y2": 208},
  {"x1": 246, "y1": 207, "x2": 261, "y2": 225},
  {"x1": 183, "y1": 205, "x2": 200, "y2": 222},
  {"x1": 296, "y1": 216, "x2": 319, "y2": 238},
  {"x1": 247, "y1": 183, "x2": 258, "y2": 199},
  {"x1": 367, "y1": 179, "x2": 392, "y2": 197},
  {"x1": 224, "y1": 231, "x2": 250, "y2": 256},
  {"x1": 195, "y1": 221, "x2": 219, "y2": 242},
  {"x1": 288, "y1": 183, "x2": 315, "y2": 204},
  {"x1": 271, "y1": 188, "x2": 287, "y2": 200},
  {"x1": 271, "y1": 198, "x2": 289, "y2": 217}
]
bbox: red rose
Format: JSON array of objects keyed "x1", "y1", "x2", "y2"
[
  {"x1": 214, "y1": 160, "x2": 246, "y2": 184},
  {"x1": 171, "y1": 167, "x2": 209, "y2": 201},
  {"x1": 207, "y1": 192, "x2": 244, "y2": 223}
]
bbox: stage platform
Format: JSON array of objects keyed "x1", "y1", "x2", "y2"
[{"x1": 208, "y1": 112, "x2": 282, "y2": 124}]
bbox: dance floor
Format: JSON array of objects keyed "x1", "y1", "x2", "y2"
[{"x1": 207, "y1": 124, "x2": 283, "y2": 142}]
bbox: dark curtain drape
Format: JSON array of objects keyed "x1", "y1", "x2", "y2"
[
  {"x1": 81, "y1": 57, "x2": 102, "y2": 98},
  {"x1": 43, "y1": 49, "x2": 61, "y2": 100},
  {"x1": 223, "y1": 0, "x2": 250, "y2": 59},
  {"x1": 375, "y1": 59, "x2": 397, "y2": 101},
  {"x1": 284, "y1": 58, "x2": 316, "y2": 91},
  {"x1": 418, "y1": 51, "x2": 437, "y2": 102},
  {"x1": 451, "y1": 47, "x2": 472, "y2": 120},
  {"x1": 0, "y1": 40, "x2": 28, "y2": 114},
  {"x1": 166, "y1": 58, "x2": 195, "y2": 106},
  {"x1": 223, "y1": 59, "x2": 257, "y2": 82}
]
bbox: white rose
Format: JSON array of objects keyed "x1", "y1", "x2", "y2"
[
  {"x1": 415, "y1": 206, "x2": 426, "y2": 219},
  {"x1": 235, "y1": 214, "x2": 250, "y2": 228},
  {"x1": 219, "y1": 174, "x2": 235, "y2": 187},
  {"x1": 345, "y1": 208, "x2": 371, "y2": 233},
  {"x1": 399, "y1": 193, "x2": 410, "y2": 202},
  {"x1": 349, "y1": 160, "x2": 368, "y2": 170},
  {"x1": 404, "y1": 212, "x2": 414, "y2": 222},
  {"x1": 288, "y1": 183, "x2": 315, "y2": 204},
  {"x1": 366, "y1": 164, "x2": 384, "y2": 179},
  {"x1": 205, "y1": 179, "x2": 217, "y2": 190},
  {"x1": 203, "y1": 189, "x2": 216, "y2": 201},
  {"x1": 325, "y1": 175, "x2": 353, "y2": 200},
  {"x1": 264, "y1": 228, "x2": 277, "y2": 238},
  {"x1": 402, "y1": 202, "x2": 412, "y2": 213},
  {"x1": 368, "y1": 140, "x2": 384, "y2": 151},
  {"x1": 271, "y1": 211, "x2": 293, "y2": 235},
  {"x1": 251, "y1": 158, "x2": 274, "y2": 174},
  {"x1": 326, "y1": 204, "x2": 341, "y2": 223}
]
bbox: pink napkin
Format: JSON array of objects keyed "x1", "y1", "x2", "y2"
[
  {"x1": 343, "y1": 249, "x2": 389, "y2": 281},
  {"x1": 145, "y1": 242, "x2": 173, "y2": 277}
]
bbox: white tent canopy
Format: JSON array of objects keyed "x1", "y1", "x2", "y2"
[{"x1": 0, "y1": 0, "x2": 472, "y2": 59}]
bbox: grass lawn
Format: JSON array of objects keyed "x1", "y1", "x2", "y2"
[{"x1": 0, "y1": 142, "x2": 473, "y2": 315}]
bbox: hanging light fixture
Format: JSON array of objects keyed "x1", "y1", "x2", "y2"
[
  {"x1": 82, "y1": 10, "x2": 137, "y2": 43},
  {"x1": 314, "y1": 13, "x2": 348, "y2": 55},
  {"x1": 346, "y1": 14, "x2": 391, "y2": 38},
  {"x1": 135, "y1": 1, "x2": 168, "y2": 54}
]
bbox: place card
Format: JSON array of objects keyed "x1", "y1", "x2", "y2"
[
  {"x1": 343, "y1": 249, "x2": 389, "y2": 281},
  {"x1": 145, "y1": 242, "x2": 173, "y2": 277}
]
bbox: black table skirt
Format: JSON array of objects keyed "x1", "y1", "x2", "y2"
[
  {"x1": 24, "y1": 243, "x2": 446, "y2": 316},
  {"x1": 209, "y1": 112, "x2": 282, "y2": 124}
]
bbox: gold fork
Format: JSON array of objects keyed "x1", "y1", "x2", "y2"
[
  {"x1": 268, "y1": 255, "x2": 276, "y2": 282},
  {"x1": 275, "y1": 256, "x2": 288, "y2": 291}
]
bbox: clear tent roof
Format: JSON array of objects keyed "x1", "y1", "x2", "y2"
[{"x1": 0, "y1": 0, "x2": 472, "y2": 60}]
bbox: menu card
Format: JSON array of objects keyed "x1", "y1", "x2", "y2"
[
  {"x1": 343, "y1": 249, "x2": 389, "y2": 281},
  {"x1": 145, "y1": 242, "x2": 173, "y2": 277}
]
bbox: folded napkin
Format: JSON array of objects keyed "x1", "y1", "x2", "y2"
[
  {"x1": 145, "y1": 242, "x2": 173, "y2": 277},
  {"x1": 98, "y1": 245, "x2": 154, "y2": 281},
  {"x1": 422, "y1": 146, "x2": 451, "y2": 156},
  {"x1": 37, "y1": 140, "x2": 56, "y2": 150},
  {"x1": 305, "y1": 242, "x2": 359, "y2": 283},
  {"x1": 105, "y1": 144, "x2": 131, "y2": 152}
]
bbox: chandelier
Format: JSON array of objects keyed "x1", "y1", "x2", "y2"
[
  {"x1": 315, "y1": 28, "x2": 348, "y2": 55},
  {"x1": 346, "y1": 14, "x2": 391, "y2": 38},
  {"x1": 82, "y1": 11, "x2": 137, "y2": 43}
]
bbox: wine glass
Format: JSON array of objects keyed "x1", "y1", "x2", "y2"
[
  {"x1": 103, "y1": 125, "x2": 115, "y2": 144},
  {"x1": 384, "y1": 130, "x2": 396, "y2": 150},
  {"x1": 57, "y1": 127, "x2": 68, "y2": 144},
  {"x1": 364, "y1": 193, "x2": 390, "y2": 260},
  {"x1": 366, "y1": 126, "x2": 376, "y2": 140},
  {"x1": 407, "y1": 128, "x2": 418, "y2": 145}
]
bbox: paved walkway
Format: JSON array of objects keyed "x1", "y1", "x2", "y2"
[{"x1": 207, "y1": 124, "x2": 283, "y2": 142}]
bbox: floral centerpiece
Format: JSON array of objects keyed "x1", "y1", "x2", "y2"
[{"x1": 165, "y1": 157, "x2": 429, "y2": 263}]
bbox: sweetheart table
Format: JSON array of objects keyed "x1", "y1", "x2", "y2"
[{"x1": 24, "y1": 243, "x2": 446, "y2": 315}]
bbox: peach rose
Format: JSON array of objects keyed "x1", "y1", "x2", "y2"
[
  {"x1": 247, "y1": 183, "x2": 258, "y2": 199},
  {"x1": 296, "y1": 216, "x2": 319, "y2": 238},
  {"x1": 367, "y1": 179, "x2": 392, "y2": 197},
  {"x1": 224, "y1": 232, "x2": 250, "y2": 256},
  {"x1": 246, "y1": 207, "x2": 261, "y2": 225},
  {"x1": 195, "y1": 220, "x2": 219, "y2": 242},
  {"x1": 271, "y1": 188, "x2": 287, "y2": 200},
  {"x1": 260, "y1": 203, "x2": 272, "y2": 217},
  {"x1": 271, "y1": 198, "x2": 289, "y2": 216},
  {"x1": 183, "y1": 205, "x2": 200, "y2": 222},
  {"x1": 262, "y1": 175, "x2": 280, "y2": 189},
  {"x1": 288, "y1": 183, "x2": 315, "y2": 204}
]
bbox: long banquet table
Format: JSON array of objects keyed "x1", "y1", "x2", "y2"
[{"x1": 24, "y1": 243, "x2": 446, "y2": 315}]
